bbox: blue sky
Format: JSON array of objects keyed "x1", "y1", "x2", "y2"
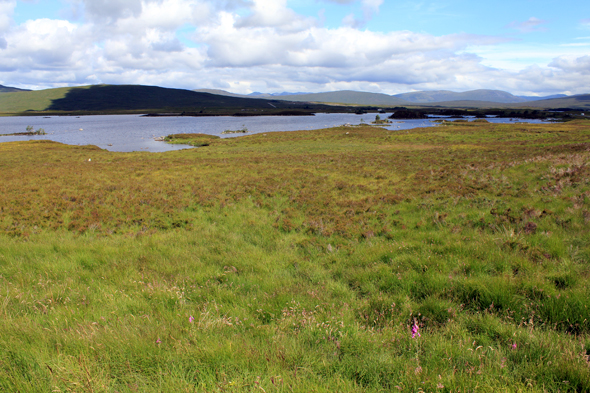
[{"x1": 1, "y1": 0, "x2": 589, "y2": 95}]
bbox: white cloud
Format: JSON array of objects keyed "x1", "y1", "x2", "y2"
[
  {"x1": 77, "y1": 0, "x2": 144, "y2": 23},
  {"x1": 235, "y1": 0, "x2": 316, "y2": 33},
  {"x1": 0, "y1": 19, "x2": 91, "y2": 70},
  {"x1": 0, "y1": 0, "x2": 16, "y2": 32},
  {"x1": 0, "y1": 0, "x2": 588, "y2": 96},
  {"x1": 549, "y1": 55, "x2": 590, "y2": 74}
]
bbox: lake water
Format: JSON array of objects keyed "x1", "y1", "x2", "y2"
[{"x1": 0, "y1": 113, "x2": 548, "y2": 153}]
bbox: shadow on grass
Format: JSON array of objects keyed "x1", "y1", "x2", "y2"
[{"x1": 46, "y1": 84, "x2": 333, "y2": 113}]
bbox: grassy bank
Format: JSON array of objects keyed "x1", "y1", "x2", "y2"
[{"x1": 1, "y1": 121, "x2": 589, "y2": 391}]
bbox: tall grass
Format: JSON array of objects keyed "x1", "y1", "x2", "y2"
[{"x1": 1, "y1": 121, "x2": 589, "y2": 391}]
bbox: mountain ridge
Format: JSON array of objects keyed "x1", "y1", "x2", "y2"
[
  {"x1": 194, "y1": 88, "x2": 575, "y2": 105},
  {"x1": 0, "y1": 84, "x2": 30, "y2": 93}
]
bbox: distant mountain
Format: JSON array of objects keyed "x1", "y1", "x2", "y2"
[
  {"x1": 416, "y1": 94, "x2": 590, "y2": 110},
  {"x1": 394, "y1": 89, "x2": 531, "y2": 104},
  {"x1": 269, "y1": 90, "x2": 410, "y2": 106},
  {"x1": 0, "y1": 84, "x2": 30, "y2": 93},
  {"x1": 195, "y1": 89, "x2": 410, "y2": 106},
  {"x1": 195, "y1": 88, "x2": 577, "y2": 107},
  {"x1": 247, "y1": 92, "x2": 312, "y2": 98},
  {"x1": 193, "y1": 88, "x2": 250, "y2": 98},
  {"x1": 512, "y1": 94, "x2": 590, "y2": 110},
  {"x1": 518, "y1": 94, "x2": 568, "y2": 101},
  {"x1": 194, "y1": 89, "x2": 312, "y2": 99}
]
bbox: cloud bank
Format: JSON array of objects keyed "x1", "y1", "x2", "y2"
[{"x1": 0, "y1": 0, "x2": 588, "y2": 95}]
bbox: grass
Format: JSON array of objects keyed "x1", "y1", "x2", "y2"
[
  {"x1": 0, "y1": 86, "x2": 78, "y2": 113},
  {"x1": 0, "y1": 120, "x2": 589, "y2": 391},
  {"x1": 164, "y1": 133, "x2": 221, "y2": 147}
]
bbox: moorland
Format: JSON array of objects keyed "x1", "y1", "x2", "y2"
[
  {"x1": 1, "y1": 119, "x2": 589, "y2": 391},
  {"x1": 1, "y1": 84, "x2": 589, "y2": 119}
]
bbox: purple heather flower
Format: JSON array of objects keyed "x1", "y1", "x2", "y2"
[{"x1": 411, "y1": 323, "x2": 420, "y2": 338}]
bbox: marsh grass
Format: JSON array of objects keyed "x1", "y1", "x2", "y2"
[{"x1": 0, "y1": 121, "x2": 589, "y2": 391}]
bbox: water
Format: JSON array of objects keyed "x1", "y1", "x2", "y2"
[{"x1": 0, "y1": 113, "x2": 550, "y2": 153}]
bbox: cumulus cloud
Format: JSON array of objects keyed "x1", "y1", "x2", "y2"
[
  {"x1": 549, "y1": 55, "x2": 590, "y2": 74},
  {"x1": 76, "y1": 0, "x2": 144, "y2": 23},
  {"x1": 0, "y1": 0, "x2": 16, "y2": 32},
  {"x1": 201, "y1": 15, "x2": 504, "y2": 70},
  {"x1": 0, "y1": 0, "x2": 588, "y2": 95},
  {"x1": 0, "y1": 19, "x2": 89, "y2": 69},
  {"x1": 506, "y1": 17, "x2": 548, "y2": 33},
  {"x1": 235, "y1": 0, "x2": 316, "y2": 32}
]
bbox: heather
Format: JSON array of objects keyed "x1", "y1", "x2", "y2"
[{"x1": 1, "y1": 120, "x2": 589, "y2": 392}]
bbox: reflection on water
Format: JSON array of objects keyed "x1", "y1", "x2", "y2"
[{"x1": 0, "y1": 113, "x2": 549, "y2": 153}]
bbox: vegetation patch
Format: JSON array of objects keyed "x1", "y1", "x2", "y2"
[
  {"x1": 0, "y1": 121, "x2": 589, "y2": 391},
  {"x1": 163, "y1": 133, "x2": 220, "y2": 147}
]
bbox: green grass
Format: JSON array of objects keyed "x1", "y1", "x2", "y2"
[
  {"x1": 164, "y1": 133, "x2": 221, "y2": 147},
  {"x1": 0, "y1": 86, "x2": 79, "y2": 113},
  {"x1": 0, "y1": 121, "x2": 589, "y2": 391}
]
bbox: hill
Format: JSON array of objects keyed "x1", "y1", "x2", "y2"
[
  {"x1": 0, "y1": 84, "x2": 30, "y2": 93},
  {"x1": 512, "y1": 94, "x2": 590, "y2": 110},
  {"x1": 195, "y1": 89, "x2": 410, "y2": 106},
  {"x1": 192, "y1": 88, "x2": 249, "y2": 98},
  {"x1": 245, "y1": 89, "x2": 579, "y2": 107},
  {"x1": 196, "y1": 89, "x2": 573, "y2": 106},
  {"x1": 194, "y1": 89, "x2": 314, "y2": 99},
  {"x1": 270, "y1": 90, "x2": 410, "y2": 106},
  {"x1": 0, "y1": 86, "x2": 75, "y2": 112},
  {"x1": 518, "y1": 94, "x2": 568, "y2": 101},
  {"x1": 0, "y1": 84, "x2": 343, "y2": 114},
  {"x1": 393, "y1": 89, "x2": 530, "y2": 103},
  {"x1": 247, "y1": 91, "x2": 312, "y2": 98}
]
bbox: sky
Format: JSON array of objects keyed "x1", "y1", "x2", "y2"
[{"x1": 0, "y1": 0, "x2": 589, "y2": 95}]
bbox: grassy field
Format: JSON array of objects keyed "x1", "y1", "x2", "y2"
[
  {"x1": 1, "y1": 120, "x2": 589, "y2": 392},
  {"x1": 0, "y1": 87, "x2": 77, "y2": 113}
]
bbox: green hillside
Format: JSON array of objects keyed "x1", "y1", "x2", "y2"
[
  {"x1": 513, "y1": 94, "x2": 590, "y2": 110},
  {"x1": 0, "y1": 84, "x2": 341, "y2": 115},
  {"x1": 0, "y1": 86, "x2": 79, "y2": 113},
  {"x1": 2, "y1": 84, "x2": 588, "y2": 115}
]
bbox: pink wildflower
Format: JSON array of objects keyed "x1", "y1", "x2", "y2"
[
  {"x1": 411, "y1": 323, "x2": 420, "y2": 338},
  {"x1": 511, "y1": 343, "x2": 517, "y2": 350},
  {"x1": 189, "y1": 315, "x2": 195, "y2": 323},
  {"x1": 156, "y1": 338, "x2": 161, "y2": 344}
]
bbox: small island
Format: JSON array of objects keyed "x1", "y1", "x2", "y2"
[{"x1": 0, "y1": 125, "x2": 46, "y2": 136}]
